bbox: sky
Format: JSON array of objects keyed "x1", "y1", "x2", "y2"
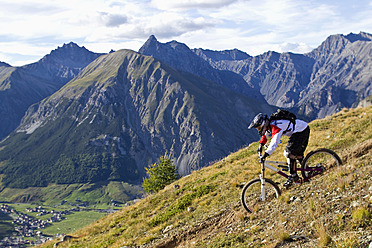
[{"x1": 1, "y1": 0, "x2": 372, "y2": 66}]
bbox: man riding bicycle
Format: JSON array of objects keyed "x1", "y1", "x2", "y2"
[{"x1": 249, "y1": 112, "x2": 310, "y2": 187}]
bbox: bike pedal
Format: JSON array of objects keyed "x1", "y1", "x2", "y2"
[
  {"x1": 278, "y1": 165, "x2": 289, "y2": 171},
  {"x1": 294, "y1": 178, "x2": 303, "y2": 184}
]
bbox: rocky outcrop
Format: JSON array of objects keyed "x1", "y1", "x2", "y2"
[{"x1": 298, "y1": 33, "x2": 372, "y2": 118}]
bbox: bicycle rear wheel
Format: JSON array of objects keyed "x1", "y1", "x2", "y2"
[
  {"x1": 241, "y1": 178, "x2": 281, "y2": 213},
  {"x1": 301, "y1": 148, "x2": 342, "y2": 180}
]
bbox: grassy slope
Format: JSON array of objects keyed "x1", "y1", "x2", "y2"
[
  {"x1": 0, "y1": 181, "x2": 140, "y2": 206},
  {"x1": 38, "y1": 106, "x2": 372, "y2": 248},
  {"x1": 0, "y1": 212, "x2": 14, "y2": 240}
]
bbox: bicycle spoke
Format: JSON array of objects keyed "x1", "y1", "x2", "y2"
[
  {"x1": 241, "y1": 178, "x2": 280, "y2": 213},
  {"x1": 301, "y1": 148, "x2": 342, "y2": 180}
]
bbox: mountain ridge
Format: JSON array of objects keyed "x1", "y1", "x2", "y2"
[
  {"x1": 193, "y1": 31, "x2": 372, "y2": 119},
  {"x1": 0, "y1": 49, "x2": 272, "y2": 188},
  {"x1": 138, "y1": 35, "x2": 262, "y2": 100},
  {"x1": 0, "y1": 42, "x2": 103, "y2": 140}
]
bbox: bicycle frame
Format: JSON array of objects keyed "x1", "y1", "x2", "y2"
[
  {"x1": 262, "y1": 160, "x2": 289, "y2": 178},
  {"x1": 262, "y1": 159, "x2": 324, "y2": 182}
]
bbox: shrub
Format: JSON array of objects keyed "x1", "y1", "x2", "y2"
[
  {"x1": 352, "y1": 207, "x2": 371, "y2": 226},
  {"x1": 142, "y1": 153, "x2": 179, "y2": 193}
]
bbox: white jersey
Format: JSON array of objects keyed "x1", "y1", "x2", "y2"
[{"x1": 260, "y1": 119, "x2": 308, "y2": 155}]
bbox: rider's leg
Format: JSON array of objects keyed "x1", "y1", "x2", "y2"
[
  {"x1": 284, "y1": 150, "x2": 297, "y2": 173},
  {"x1": 283, "y1": 126, "x2": 310, "y2": 186},
  {"x1": 283, "y1": 151, "x2": 299, "y2": 186},
  {"x1": 289, "y1": 158, "x2": 296, "y2": 175},
  {"x1": 287, "y1": 126, "x2": 310, "y2": 157}
]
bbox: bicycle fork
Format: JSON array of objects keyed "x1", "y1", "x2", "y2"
[{"x1": 259, "y1": 174, "x2": 266, "y2": 201}]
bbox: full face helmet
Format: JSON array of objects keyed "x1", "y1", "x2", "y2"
[{"x1": 248, "y1": 113, "x2": 269, "y2": 136}]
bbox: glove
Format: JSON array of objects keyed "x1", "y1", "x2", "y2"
[
  {"x1": 257, "y1": 144, "x2": 263, "y2": 154},
  {"x1": 260, "y1": 152, "x2": 269, "y2": 163}
]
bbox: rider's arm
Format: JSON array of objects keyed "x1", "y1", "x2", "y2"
[
  {"x1": 265, "y1": 125, "x2": 283, "y2": 155},
  {"x1": 259, "y1": 133, "x2": 269, "y2": 145}
]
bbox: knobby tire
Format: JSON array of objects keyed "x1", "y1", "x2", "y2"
[
  {"x1": 241, "y1": 178, "x2": 281, "y2": 213},
  {"x1": 301, "y1": 148, "x2": 342, "y2": 179}
]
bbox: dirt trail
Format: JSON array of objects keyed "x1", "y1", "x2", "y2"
[{"x1": 153, "y1": 208, "x2": 240, "y2": 248}]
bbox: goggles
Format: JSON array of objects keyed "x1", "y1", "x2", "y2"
[{"x1": 256, "y1": 124, "x2": 266, "y2": 136}]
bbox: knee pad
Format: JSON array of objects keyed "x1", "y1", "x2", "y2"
[
  {"x1": 284, "y1": 150, "x2": 297, "y2": 160},
  {"x1": 283, "y1": 150, "x2": 290, "y2": 158},
  {"x1": 283, "y1": 150, "x2": 291, "y2": 165}
]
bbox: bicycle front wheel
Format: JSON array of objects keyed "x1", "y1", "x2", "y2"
[
  {"x1": 241, "y1": 178, "x2": 281, "y2": 213},
  {"x1": 301, "y1": 148, "x2": 342, "y2": 180}
]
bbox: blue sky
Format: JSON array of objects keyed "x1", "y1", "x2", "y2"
[{"x1": 1, "y1": 0, "x2": 371, "y2": 66}]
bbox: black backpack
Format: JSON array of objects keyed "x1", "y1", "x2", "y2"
[{"x1": 269, "y1": 109, "x2": 296, "y2": 133}]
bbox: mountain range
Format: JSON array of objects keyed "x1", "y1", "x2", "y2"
[
  {"x1": 0, "y1": 32, "x2": 371, "y2": 196},
  {"x1": 193, "y1": 32, "x2": 372, "y2": 119},
  {"x1": 0, "y1": 48, "x2": 271, "y2": 189}
]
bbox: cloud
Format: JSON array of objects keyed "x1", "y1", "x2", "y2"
[
  {"x1": 0, "y1": 0, "x2": 372, "y2": 66},
  {"x1": 151, "y1": 0, "x2": 238, "y2": 10},
  {"x1": 88, "y1": 11, "x2": 217, "y2": 42},
  {"x1": 0, "y1": 41, "x2": 57, "y2": 66},
  {"x1": 99, "y1": 12, "x2": 128, "y2": 27},
  {"x1": 0, "y1": 0, "x2": 66, "y2": 16},
  {"x1": 275, "y1": 42, "x2": 314, "y2": 54},
  {"x1": 142, "y1": 14, "x2": 216, "y2": 38}
]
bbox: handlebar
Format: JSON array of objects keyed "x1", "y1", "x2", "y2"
[{"x1": 257, "y1": 150, "x2": 268, "y2": 163}]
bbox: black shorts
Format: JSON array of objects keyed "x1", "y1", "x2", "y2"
[{"x1": 285, "y1": 126, "x2": 310, "y2": 157}]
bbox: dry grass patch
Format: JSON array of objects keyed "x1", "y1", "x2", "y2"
[{"x1": 316, "y1": 222, "x2": 333, "y2": 248}]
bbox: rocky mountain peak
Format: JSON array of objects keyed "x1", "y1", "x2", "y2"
[
  {"x1": 0, "y1": 61, "x2": 11, "y2": 67},
  {"x1": 0, "y1": 43, "x2": 103, "y2": 140},
  {"x1": 310, "y1": 31, "x2": 372, "y2": 57},
  {"x1": 192, "y1": 48, "x2": 251, "y2": 62},
  {"x1": 306, "y1": 33, "x2": 350, "y2": 60},
  {"x1": 345, "y1": 32, "x2": 372, "y2": 42},
  {"x1": 138, "y1": 35, "x2": 261, "y2": 100},
  {"x1": 138, "y1": 35, "x2": 218, "y2": 79},
  {"x1": 138, "y1": 35, "x2": 160, "y2": 55},
  {"x1": 37, "y1": 42, "x2": 102, "y2": 67},
  {"x1": 139, "y1": 35, "x2": 191, "y2": 57}
]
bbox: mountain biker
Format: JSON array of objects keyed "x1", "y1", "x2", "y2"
[{"x1": 248, "y1": 112, "x2": 310, "y2": 187}]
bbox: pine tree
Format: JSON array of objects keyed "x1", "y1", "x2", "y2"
[{"x1": 142, "y1": 153, "x2": 179, "y2": 193}]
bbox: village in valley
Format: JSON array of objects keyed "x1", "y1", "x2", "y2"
[
  {"x1": 0, "y1": 203, "x2": 76, "y2": 247},
  {"x1": 0, "y1": 202, "x2": 116, "y2": 247}
]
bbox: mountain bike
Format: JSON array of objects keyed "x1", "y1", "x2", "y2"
[{"x1": 241, "y1": 148, "x2": 342, "y2": 213}]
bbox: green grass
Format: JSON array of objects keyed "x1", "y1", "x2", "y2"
[
  {"x1": 42, "y1": 211, "x2": 107, "y2": 236},
  {"x1": 351, "y1": 207, "x2": 371, "y2": 227},
  {"x1": 0, "y1": 212, "x2": 15, "y2": 240},
  {"x1": 2, "y1": 203, "x2": 108, "y2": 240},
  {"x1": 0, "y1": 181, "x2": 140, "y2": 206}
]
